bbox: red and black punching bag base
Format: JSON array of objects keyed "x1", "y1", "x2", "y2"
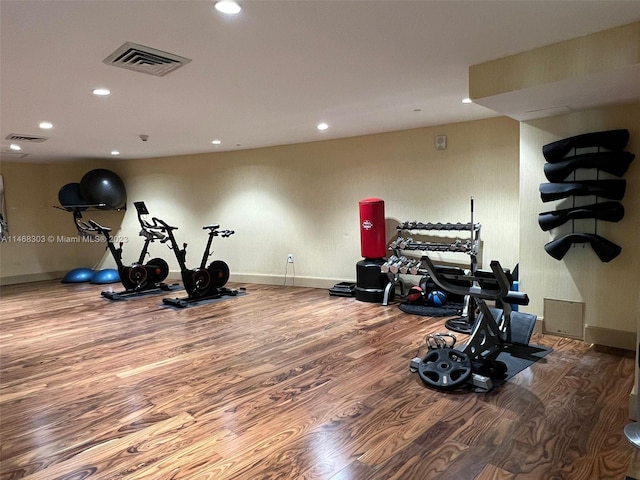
[{"x1": 355, "y1": 258, "x2": 388, "y2": 303}]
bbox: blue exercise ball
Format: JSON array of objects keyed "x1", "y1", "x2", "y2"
[
  {"x1": 61, "y1": 267, "x2": 94, "y2": 283},
  {"x1": 91, "y1": 268, "x2": 120, "y2": 284},
  {"x1": 80, "y1": 169, "x2": 127, "y2": 209},
  {"x1": 58, "y1": 183, "x2": 89, "y2": 209}
]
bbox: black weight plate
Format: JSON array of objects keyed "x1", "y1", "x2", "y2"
[{"x1": 418, "y1": 348, "x2": 472, "y2": 391}]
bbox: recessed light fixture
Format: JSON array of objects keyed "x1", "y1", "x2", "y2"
[
  {"x1": 9, "y1": 144, "x2": 21, "y2": 151},
  {"x1": 111, "y1": 150, "x2": 120, "y2": 156},
  {"x1": 317, "y1": 122, "x2": 329, "y2": 131},
  {"x1": 462, "y1": 98, "x2": 472, "y2": 104},
  {"x1": 39, "y1": 121, "x2": 54, "y2": 129},
  {"x1": 92, "y1": 88, "x2": 111, "y2": 96},
  {"x1": 214, "y1": 1, "x2": 241, "y2": 14},
  {"x1": 211, "y1": 139, "x2": 222, "y2": 145}
]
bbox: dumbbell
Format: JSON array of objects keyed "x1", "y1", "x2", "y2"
[
  {"x1": 409, "y1": 261, "x2": 422, "y2": 275},
  {"x1": 381, "y1": 255, "x2": 399, "y2": 273},
  {"x1": 389, "y1": 256, "x2": 407, "y2": 274},
  {"x1": 400, "y1": 259, "x2": 418, "y2": 274}
]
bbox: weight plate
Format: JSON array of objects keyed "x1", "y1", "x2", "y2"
[{"x1": 418, "y1": 348, "x2": 472, "y2": 391}]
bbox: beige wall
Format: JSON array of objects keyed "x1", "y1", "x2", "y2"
[
  {"x1": 1, "y1": 116, "x2": 520, "y2": 289},
  {"x1": 0, "y1": 160, "x2": 109, "y2": 282},
  {"x1": 519, "y1": 102, "x2": 640, "y2": 346}
]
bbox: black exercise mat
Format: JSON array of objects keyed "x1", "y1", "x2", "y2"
[
  {"x1": 455, "y1": 343, "x2": 552, "y2": 390},
  {"x1": 493, "y1": 343, "x2": 552, "y2": 384},
  {"x1": 100, "y1": 283, "x2": 183, "y2": 301},
  {"x1": 399, "y1": 302, "x2": 464, "y2": 317},
  {"x1": 160, "y1": 290, "x2": 248, "y2": 309}
]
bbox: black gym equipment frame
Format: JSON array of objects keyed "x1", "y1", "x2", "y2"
[
  {"x1": 414, "y1": 256, "x2": 539, "y2": 392},
  {"x1": 131, "y1": 202, "x2": 238, "y2": 308},
  {"x1": 73, "y1": 207, "x2": 177, "y2": 300}
]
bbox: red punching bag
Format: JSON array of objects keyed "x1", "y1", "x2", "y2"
[{"x1": 359, "y1": 198, "x2": 386, "y2": 259}]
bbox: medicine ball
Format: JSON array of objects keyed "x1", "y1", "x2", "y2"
[
  {"x1": 427, "y1": 290, "x2": 447, "y2": 307},
  {"x1": 406, "y1": 286, "x2": 424, "y2": 304},
  {"x1": 80, "y1": 169, "x2": 127, "y2": 209}
]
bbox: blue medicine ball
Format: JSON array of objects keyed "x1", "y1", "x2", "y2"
[{"x1": 427, "y1": 290, "x2": 447, "y2": 307}]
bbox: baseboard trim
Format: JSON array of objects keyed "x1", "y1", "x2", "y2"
[
  {"x1": 584, "y1": 324, "x2": 636, "y2": 351},
  {"x1": 228, "y1": 273, "x2": 354, "y2": 290},
  {"x1": 1, "y1": 270, "x2": 355, "y2": 290},
  {"x1": 0, "y1": 271, "x2": 67, "y2": 286}
]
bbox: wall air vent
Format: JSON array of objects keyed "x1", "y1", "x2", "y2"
[
  {"x1": 103, "y1": 42, "x2": 191, "y2": 77},
  {"x1": 0, "y1": 151, "x2": 28, "y2": 159},
  {"x1": 5, "y1": 134, "x2": 48, "y2": 143}
]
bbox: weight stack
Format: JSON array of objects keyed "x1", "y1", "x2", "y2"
[{"x1": 354, "y1": 258, "x2": 388, "y2": 302}]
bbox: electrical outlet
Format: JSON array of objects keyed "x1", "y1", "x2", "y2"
[{"x1": 287, "y1": 254, "x2": 294, "y2": 263}]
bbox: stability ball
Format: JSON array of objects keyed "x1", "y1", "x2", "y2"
[
  {"x1": 80, "y1": 169, "x2": 126, "y2": 209},
  {"x1": 58, "y1": 183, "x2": 89, "y2": 209},
  {"x1": 61, "y1": 267, "x2": 94, "y2": 283},
  {"x1": 91, "y1": 268, "x2": 120, "y2": 284}
]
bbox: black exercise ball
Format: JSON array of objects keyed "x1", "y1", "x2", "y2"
[
  {"x1": 58, "y1": 182, "x2": 89, "y2": 209},
  {"x1": 80, "y1": 169, "x2": 127, "y2": 209}
]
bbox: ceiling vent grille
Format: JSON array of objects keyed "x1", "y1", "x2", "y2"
[
  {"x1": 103, "y1": 42, "x2": 191, "y2": 77},
  {"x1": 5, "y1": 133, "x2": 48, "y2": 143}
]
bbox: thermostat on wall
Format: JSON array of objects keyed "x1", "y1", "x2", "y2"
[{"x1": 435, "y1": 135, "x2": 447, "y2": 150}]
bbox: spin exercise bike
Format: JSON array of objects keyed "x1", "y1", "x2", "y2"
[
  {"x1": 73, "y1": 205, "x2": 175, "y2": 300},
  {"x1": 131, "y1": 202, "x2": 238, "y2": 308}
]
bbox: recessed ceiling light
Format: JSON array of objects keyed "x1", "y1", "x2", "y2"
[
  {"x1": 462, "y1": 98, "x2": 472, "y2": 104},
  {"x1": 211, "y1": 139, "x2": 222, "y2": 145},
  {"x1": 317, "y1": 122, "x2": 329, "y2": 131},
  {"x1": 92, "y1": 88, "x2": 111, "y2": 96},
  {"x1": 9, "y1": 144, "x2": 21, "y2": 151},
  {"x1": 39, "y1": 121, "x2": 54, "y2": 129},
  {"x1": 111, "y1": 150, "x2": 120, "y2": 156},
  {"x1": 215, "y1": 1, "x2": 241, "y2": 14}
]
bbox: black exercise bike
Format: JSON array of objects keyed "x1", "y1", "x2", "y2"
[
  {"x1": 131, "y1": 202, "x2": 237, "y2": 307},
  {"x1": 74, "y1": 204, "x2": 174, "y2": 300}
]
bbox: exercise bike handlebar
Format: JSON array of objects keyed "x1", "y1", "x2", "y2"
[
  {"x1": 148, "y1": 216, "x2": 178, "y2": 232},
  {"x1": 74, "y1": 215, "x2": 111, "y2": 235}
]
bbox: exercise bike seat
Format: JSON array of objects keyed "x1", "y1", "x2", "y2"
[{"x1": 203, "y1": 224, "x2": 220, "y2": 230}]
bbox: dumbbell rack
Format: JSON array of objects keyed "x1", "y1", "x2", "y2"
[{"x1": 382, "y1": 220, "x2": 481, "y2": 306}]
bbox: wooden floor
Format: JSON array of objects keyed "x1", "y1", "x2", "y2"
[{"x1": 0, "y1": 279, "x2": 636, "y2": 479}]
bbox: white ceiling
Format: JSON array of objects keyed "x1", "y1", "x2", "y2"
[{"x1": 2, "y1": 0, "x2": 640, "y2": 163}]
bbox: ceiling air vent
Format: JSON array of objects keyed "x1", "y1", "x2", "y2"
[
  {"x1": 103, "y1": 42, "x2": 191, "y2": 77},
  {"x1": 5, "y1": 134, "x2": 48, "y2": 142}
]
